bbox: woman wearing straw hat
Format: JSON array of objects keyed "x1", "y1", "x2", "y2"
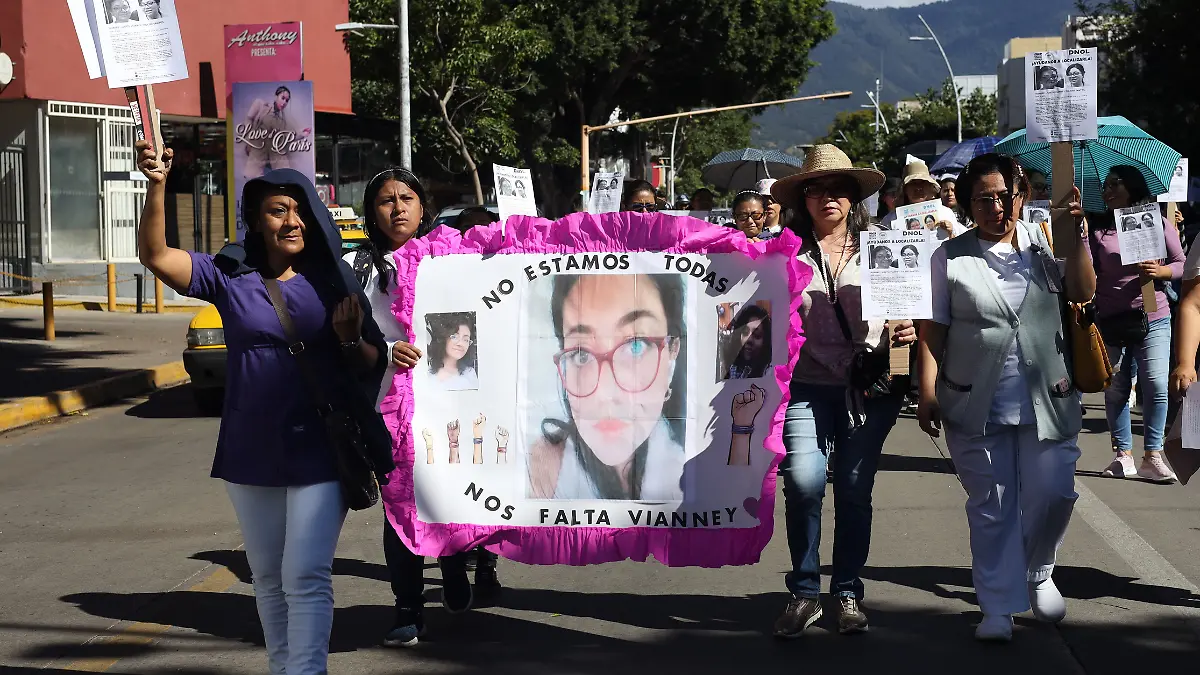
[
  {"x1": 880, "y1": 159, "x2": 966, "y2": 241},
  {"x1": 769, "y1": 145, "x2": 916, "y2": 638}
]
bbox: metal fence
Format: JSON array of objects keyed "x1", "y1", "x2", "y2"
[{"x1": 0, "y1": 146, "x2": 30, "y2": 294}]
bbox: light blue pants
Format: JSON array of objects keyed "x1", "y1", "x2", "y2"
[
  {"x1": 1105, "y1": 316, "x2": 1171, "y2": 453},
  {"x1": 945, "y1": 425, "x2": 1079, "y2": 616},
  {"x1": 225, "y1": 481, "x2": 346, "y2": 675}
]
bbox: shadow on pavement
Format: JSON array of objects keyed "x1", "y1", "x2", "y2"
[
  {"x1": 877, "y1": 452, "x2": 955, "y2": 475},
  {"x1": 45, "y1": 584, "x2": 1200, "y2": 673},
  {"x1": 125, "y1": 384, "x2": 213, "y2": 419},
  {"x1": 0, "y1": 341, "x2": 133, "y2": 404}
]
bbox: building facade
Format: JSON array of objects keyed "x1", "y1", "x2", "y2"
[{"x1": 0, "y1": 0, "x2": 395, "y2": 298}]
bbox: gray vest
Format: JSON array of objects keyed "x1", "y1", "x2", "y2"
[{"x1": 936, "y1": 223, "x2": 1081, "y2": 441}]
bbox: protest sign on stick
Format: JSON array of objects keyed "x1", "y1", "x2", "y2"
[
  {"x1": 1159, "y1": 159, "x2": 1189, "y2": 203},
  {"x1": 588, "y1": 172, "x2": 624, "y2": 214},
  {"x1": 493, "y1": 165, "x2": 539, "y2": 226},
  {"x1": 859, "y1": 229, "x2": 935, "y2": 321},
  {"x1": 1025, "y1": 49, "x2": 1098, "y2": 145}
]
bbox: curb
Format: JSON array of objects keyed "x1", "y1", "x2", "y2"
[
  {"x1": 0, "y1": 361, "x2": 191, "y2": 433},
  {"x1": 0, "y1": 296, "x2": 202, "y2": 314}
]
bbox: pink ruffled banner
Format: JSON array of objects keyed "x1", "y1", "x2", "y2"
[{"x1": 379, "y1": 211, "x2": 811, "y2": 567}]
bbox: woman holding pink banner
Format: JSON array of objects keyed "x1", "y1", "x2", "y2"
[
  {"x1": 345, "y1": 169, "x2": 500, "y2": 648},
  {"x1": 768, "y1": 145, "x2": 916, "y2": 637}
]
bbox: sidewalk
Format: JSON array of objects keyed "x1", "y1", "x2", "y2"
[
  {"x1": 0, "y1": 306, "x2": 200, "y2": 428},
  {"x1": 0, "y1": 293, "x2": 208, "y2": 313}
]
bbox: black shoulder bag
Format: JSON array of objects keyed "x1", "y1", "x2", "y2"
[
  {"x1": 832, "y1": 301, "x2": 894, "y2": 398},
  {"x1": 263, "y1": 278, "x2": 382, "y2": 510}
]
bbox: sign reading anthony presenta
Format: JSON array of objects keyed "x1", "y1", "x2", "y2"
[{"x1": 379, "y1": 212, "x2": 810, "y2": 567}]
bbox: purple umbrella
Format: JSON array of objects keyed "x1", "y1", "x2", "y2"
[{"x1": 930, "y1": 136, "x2": 1000, "y2": 174}]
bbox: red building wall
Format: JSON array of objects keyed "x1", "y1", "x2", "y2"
[{"x1": 1, "y1": 0, "x2": 352, "y2": 116}]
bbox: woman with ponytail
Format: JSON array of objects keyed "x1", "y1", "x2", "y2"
[{"x1": 344, "y1": 168, "x2": 499, "y2": 647}]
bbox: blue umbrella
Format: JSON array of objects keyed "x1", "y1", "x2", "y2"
[
  {"x1": 996, "y1": 116, "x2": 1182, "y2": 213},
  {"x1": 930, "y1": 136, "x2": 1000, "y2": 174},
  {"x1": 700, "y1": 148, "x2": 804, "y2": 192}
]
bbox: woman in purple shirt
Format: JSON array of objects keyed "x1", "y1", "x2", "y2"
[
  {"x1": 135, "y1": 140, "x2": 394, "y2": 673},
  {"x1": 1089, "y1": 165, "x2": 1182, "y2": 483}
]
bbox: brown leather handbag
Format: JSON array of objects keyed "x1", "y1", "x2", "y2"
[{"x1": 1065, "y1": 299, "x2": 1113, "y2": 393}]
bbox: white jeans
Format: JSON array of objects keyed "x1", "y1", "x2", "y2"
[
  {"x1": 945, "y1": 424, "x2": 1079, "y2": 615},
  {"x1": 225, "y1": 481, "x2": 346, "y2": 675}
]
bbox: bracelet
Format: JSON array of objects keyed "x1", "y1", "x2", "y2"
[
  {"x1": 473, "y1": 437, "x2": 484, "y2": 444},
  {"x1": 448, "y1": 441, "x2": 460, "y2": 448},
  {"x1": 732, "y1": 424, "x2": 755, "y2": 435},
  {"x1": 340, "y1": 337, "x2": 362, "y2": 350}
]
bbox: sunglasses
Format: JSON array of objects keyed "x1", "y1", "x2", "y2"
[
  {"x1": 628, "y1": 203, "x2": 659, "y2": 213},
  {"x1": 802, "y1": 182, "x2": 856, "y2": 199}
]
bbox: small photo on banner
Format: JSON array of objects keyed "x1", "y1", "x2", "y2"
[
  {"x1": 385, "y1": 213, "x2": 812, "y2": 567},
  {"x1": 232, "y1": 81, "x2": 315, "y2": 240},
  {"x1": 493, "y1": 164, "x2": 538, "y2": 224},
  {"x1": 1115, "y1": 203, "x2": 1168, "y2": 265}
]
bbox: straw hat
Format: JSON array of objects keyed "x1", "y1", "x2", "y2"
[
  {"x1": 902, "y1": 158, "x2": 940, "y2": 190},
  {"x1": 770, "y1": 144, "x2": 886, "y2": 210}
]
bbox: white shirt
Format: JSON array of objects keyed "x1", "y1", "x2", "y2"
[
  {"x1": 930, "y1": 225, "x2": 1036, "y2": 426},
  {"x1": 342, "y1": 249, "x2": 404, "y2": 408},
  {"x1": 430, "y1": 366, "x2": 479, "y2": 391},
  {"x1": 553, "y1": 420, "x2": 685, "y2": 501},
  {"x1": 879, "y1": 203, "x2": 968, "y2": 241}
]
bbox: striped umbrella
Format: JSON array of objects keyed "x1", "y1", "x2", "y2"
[
  {"x1": 930, "y1": 136, "x2": 1000, "y2": 174},
  {"x1": 700, "y1": 148, "x2": 804, "y2": 192},
  {"x1": 996, "y1": 116, "x2": 1182, "y2": 213}
]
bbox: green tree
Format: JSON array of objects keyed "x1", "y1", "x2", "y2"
[
  {"x1": 817, "y1": 81, "x2": 997, "y2": 176},
  {"x1": 515, "y1": 0, "x2": 835, "y2": 214},
  {"x1": 670, "y1": 112, "x2": 755, "y2": 200},
  {"x1": 347, "y1": 0, "x2": 548, "y2": 202},
  {"x1": 1078, "y1": 1, "x2": 1200, "y2": 161}
]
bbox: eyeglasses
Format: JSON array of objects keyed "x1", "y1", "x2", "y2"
[
  {"x1": 553, "y1": 336, "x2": 677, "y2": 398},
  {"x1": 802, "y1": 183, "x2": 855, "y2": 199},
  {"x1": 449, "y1": 333, "x2": 473, "y2": 346},
  {"x1": 971, "y1": 192, "x2": 1013, "y2": 209},
  {"x1": 734, "y1": 212, "x2": 765, "y2": 223},
  {"x1": 628, "y1": 203, "x2": 659, "y2": 213}
]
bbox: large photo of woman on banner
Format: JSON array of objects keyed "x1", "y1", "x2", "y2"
[{"x1": 523, "y1": 273, "x2": 688, "y2": 501}]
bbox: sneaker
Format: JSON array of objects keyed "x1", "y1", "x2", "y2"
[
  {"x1": 1028, "y1": 578, "x2": 1066, "y2": 623},
  {"x1": 1101, "y1": 452, "x2": 1136, "y2": 478},
  {"x1": 1137, "y1": 454, "x2": 1178, "y2": 483},
  {"x1": 464, "y1": 548, "x2": 480, "y2": 572},
  {"x1": 772, "y1": 596, "x2": 823, "y2": 639},
  {"x1": 975, "y1": 614, "x2": 1013, "y2": 642},
  {"x1": 475, "y1": 558, "x2": 502, "y2": 599},
  {"x1": 440, "y1": 560, "x2": 474, "y2": 614},
  {"x1": 383, "y1": 607, "x2": 425, "y2": 648},
  {"x1": 836, "y1": 596, "x2": 869, "y2": 634}
]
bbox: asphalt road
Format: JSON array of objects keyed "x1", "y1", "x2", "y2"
[{"x1": 0, "y1": 387, "x2": 1197, "y2": 674}]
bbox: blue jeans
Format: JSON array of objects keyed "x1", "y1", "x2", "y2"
[
  {"x1": 226, "y1": 481, "x2": 347, "y2": 675},
  {"x1": 1104, "y1": 316, "x2": 1171, "y2": 453},
  {"x1": 780, "y1": 382, "x2": 904, "y2": 600}
]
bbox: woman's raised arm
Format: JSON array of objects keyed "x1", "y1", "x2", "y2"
[{"x1": 135, "y1": 141, "x2": 193, "y2": 294}]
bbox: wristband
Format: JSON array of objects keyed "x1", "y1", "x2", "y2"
[
  {"x1": 732, "y1": 424, "x2": 755, "y2": 435},
  {"x1": 340, "y1": 337, "x2": 362, "y2": 350},
  {"x1": 448, "y1": 441, "x2": 460, "y2": 448},
  {"x1": 474, "y1": 437, "x2": 484, "y2": 444}
]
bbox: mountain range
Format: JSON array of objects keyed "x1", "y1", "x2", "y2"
[{"x1": 751, "y1": 0, "x2": 1080, "y2": 150}]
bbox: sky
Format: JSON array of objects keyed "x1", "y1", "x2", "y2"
[{"x1": 839, "y1": 0, "x2": 950, "y2": 7}]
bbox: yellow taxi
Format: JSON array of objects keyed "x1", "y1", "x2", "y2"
[{"x1": 184, "y1": 208, "x2": 367, "y2": 414}]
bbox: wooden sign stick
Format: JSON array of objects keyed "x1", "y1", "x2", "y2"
[
  {"x1": 123, "y1": 84, "x2": 163, "y2": 161},
  {"x1": 1048, "y1": 142, "x2": 1075, "y2": 254}
]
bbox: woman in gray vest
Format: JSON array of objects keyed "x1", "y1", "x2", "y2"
[
  {"x1": 917, "y1": 154, "x2": 1094, "y2": 642},
  {"x1": 767, "y1": 145, "x2": 917, "y2": 638}
]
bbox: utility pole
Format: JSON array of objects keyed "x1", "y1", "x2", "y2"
[{"x1": 398, "y1": 0, "x2": 411, "y2": 169}]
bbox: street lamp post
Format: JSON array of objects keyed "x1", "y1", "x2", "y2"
[
  {"x1": 335, "y1": 7, "x2": 411, "y2": 169},
  {"x1": 910, "y1": 14, "x2": 961, "y2": 143},
  {"x1": 860, "y1": 79, "x2": 890, "y2": 150},
  {"x1": 580, "y1": 91, "x2": 853, "y2": 207}
]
